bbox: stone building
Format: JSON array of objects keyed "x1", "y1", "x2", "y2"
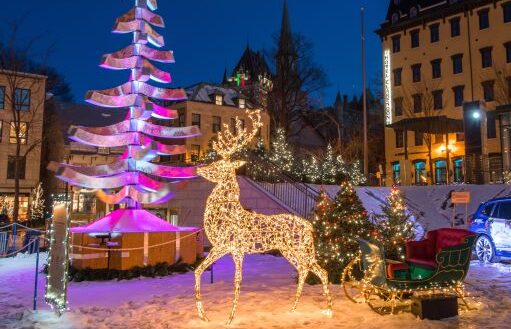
[
  {"x1": 169, "y1": 83, "x2": 271, "y2": 163},
  {"x1": 378, "y1": 0, "x2": 511, "y2": 186},
  {"x1": 0, "y1": 70, "x2": 47, "y2": 220}
]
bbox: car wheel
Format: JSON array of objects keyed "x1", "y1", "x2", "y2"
[{"x1": 475, "y1": 235, "x2": 498, "y2": 263}]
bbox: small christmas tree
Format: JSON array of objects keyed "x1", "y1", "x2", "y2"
[
  {"x1": 320, "y1": 144, "x2": 338, "y2": 184},
  {"x1": 313, "y1": 181, "x2": 373, "y2": 283},
  {"x1": 268, "y1": 128, "x2": 295, "y2": 174},
  {"x1": 376, "y1": 186, "x2": 416, "y2": 261},
  {"x1": 301, "y1": 156, "x2": 321, "y2": 183},
  {"x1": 29, "y1": 182, "x2": 45, "y2": 223}
]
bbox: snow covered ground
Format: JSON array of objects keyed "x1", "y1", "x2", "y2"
[{"x1": 1, "y1": 252, "x2": 511, "y2": 329}]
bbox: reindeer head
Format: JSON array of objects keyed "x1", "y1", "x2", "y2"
[{"x1": 197, "y1": 111, "x2": 263, "y2": 183}]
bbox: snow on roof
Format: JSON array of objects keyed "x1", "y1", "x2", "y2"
[{"x1": 186, "y1": 83, "x2": 252, "y2": 108}]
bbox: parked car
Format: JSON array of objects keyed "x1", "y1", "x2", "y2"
[{"x1": 468, "y1": 197, "x2": 511, "y2": 262}]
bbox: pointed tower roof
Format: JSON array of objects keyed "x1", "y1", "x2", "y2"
[
  {"x1": 232, "y1": 44, "x2": 271, "y2": 79},
  {"x1": 222, "y1": 67, "x2": 228, "y2": 85},
  {"x1": 276, "y1": 0, "x2": 296, "y2": 58},
  {"x1": 334, "y1": 90, "x2": 342, "y2": 108}
]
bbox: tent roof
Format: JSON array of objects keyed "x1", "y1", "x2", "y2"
[
  {"x1": 388, "y1": 116, "x2": 464, "y2": 134},
  {"x1": 70, "y1": 209, "x2": 197, "y2": 234}
]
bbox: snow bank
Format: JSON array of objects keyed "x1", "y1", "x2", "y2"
[{"x1": 1, "y1": 252, "x2": 511, "y2": 329}]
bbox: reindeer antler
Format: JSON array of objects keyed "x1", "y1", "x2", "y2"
[{"x1": 213, "y1": 110, "x2": 263, "y2": 159}]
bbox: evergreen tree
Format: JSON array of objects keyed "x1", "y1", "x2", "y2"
[
  {"x1": 376, "y1": 186, "x2": 416, "y2": 261},
  {"x1": 313, "y1": 181, "x2": 373, "y2": 283},
  {"x1": 347, "y1": 160, "x2": 366, "y2": 186},
  {"x1": 320, "y1": 144, "x2": 338, "y2": 184},
  {"x1": 301, "y1": 156, "x2": 321, "y2": 183},
  {"x1": 268, "y1": 128, "x2": 295, "y2": 173}
]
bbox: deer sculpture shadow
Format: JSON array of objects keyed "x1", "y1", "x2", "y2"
[{"x1": 194, "y1": 111, "x2": 333, "y2": 325}]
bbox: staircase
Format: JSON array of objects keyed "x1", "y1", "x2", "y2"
[{"x1": 244, "y1": 154, "x2": 320, "y2": 219}]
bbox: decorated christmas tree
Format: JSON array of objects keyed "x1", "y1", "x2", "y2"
[
  {"x1": 313, "y1": 181, "x2": 373, "y2": 283},
  {"x1": 49, "y1": 0, "x2": 200, "y2": 219},
  {"x1": 29, "y1": 182, "x2": 44, "y2": 223},
  {"x1": 376, "y1": 186, "x2": 416, "y2": 261},
  {"x1": 268, "y1": 128, "x2": 295, "y2": 173}
]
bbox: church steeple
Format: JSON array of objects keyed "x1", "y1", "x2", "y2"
[
  {"x1": 276, "y1": 0, "x2": 297, "y2": 59},
  {"x1": 222, "y1": 67, "x2": 228, "y2": 85}
]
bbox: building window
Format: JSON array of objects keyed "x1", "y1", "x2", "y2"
[
  {"x1": 212, "y1": 116, "x2": 221, "y2": 133},
  {"x1": 413, "y1": 94, "x2": 422, "y2": 113},
  {"x1": 480, "y1": 47, "x2": 493, "y2": 68},
  {"x1": 456, "y1": 133, "x2": 465, "y2": 142},
  {"x1": 392, "y1": 35, "x2": 401, "y2": 53},
  {"x1": 7, "y1": 156, "x2": 26, "y2": 180},
  {"x1": 452, "y1": 54, "x2": 463, "y2": 74},
  {"x1": 394, "y1": 97, "x2": 403, "y2": 116},
  {"x1": 191, "y1": 113, "x2": 201, "y2": 128},
  {"x1": 479, "y1": 9, "x2": 490, "y2": 29},
  {"x1": 504, "y1": 2, "x2": 511, "y2": 23},
  {"x1": 431, "y1": 59, "x2": 442, "y2": 79},
  {"x1": 97, "y1": 147, "x2": 109, "y2": 155},
  {"x1": 450, "y1": 17, "x2": 461, "y2": 37},
  {"x1": 435, "y1": 160, "x2": 447, "y2": 184},
  {"x1": 230, "y1": 118, "x2": 237, "y2": 134},
  {"x1": 393, "y1": 68, "x2": 402, "y2": 86},
  {"x1": 412, "y1": 64, "x2": 421, "y2": 82},
  {"x1": 410, "y1": 30, "x2": 420, "y2": 48},
  {"x1": 487, "y1": 111, "x2": 497, "y2": 139},
  {"x1": 238, "y1": 98, "x2": 246, "y2": 109},
  {"x1": 435, "y1": 134, "x2": 444, "y2": 144},
  {"x1": 508, "y1": 77, "x2": 511, "y2": 100},
  {"x1": 14, "y1": 88, "x2": 30, "y2": 111},
  {"x1": 190, "y1": 145, "x2": 200, "y2": 162},
  {"x1": 453, "y1": 159, "x2": 463, "y2": 183},
  {"x1": 482, "y1": 80, "x2": 495, "y2": 102},
  {"x1": 395, "y1": 129, "x2": 404, "y2": 148},
  {"x1": 453, "y1": 85, "x2": 465, "y2": 107},
  {"x1": 415, "y1": 132, "x2": 424, "y2": 146},
  {"x1": 178, "y1": 113, "x2": 185, "y2": 127},
  {"x1": 430, "y1": 23, "x2": 440, "y2": 43},
  {"x1": 392, "y1": 162, "x2": 401, "y2": 185},
  {"x1": 215, "y1": 94, "x2": 223, "y2": 105},
  {"x1": 10, "y1": 122, "x2": 27, "y2": 144},
  {"x1": 240, "y1": 119, "x2": 246, "y2": 131},
  {"x1": 433, "y1": 90, "x2": 443, "y2": 110},
  {"x1": 414, "y1": 161, "x2": 426, "y2": 185},
  {"x1": 72, "y1": 193, "x2": 96, "y2": 214},
  {"x1": 0, "y1": 86, "x2": 5, "y2": 109},
  {"x1": 505, "y1": 42, "x2": 511, "y2": 63}
]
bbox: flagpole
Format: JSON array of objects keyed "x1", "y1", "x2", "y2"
[{"x1": 361, "y1": 7, "x2": 369, "y2": 180}]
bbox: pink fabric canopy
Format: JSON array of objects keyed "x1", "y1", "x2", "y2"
[{"x1": 70, "y1": 209, "x2": 195, "y2": 233}]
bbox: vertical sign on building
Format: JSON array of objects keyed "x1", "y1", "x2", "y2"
[
  {"x1": 45, "y1": 202, "x2": 71, "y2": 315},
  {"x1": 383, "y1": 49, "x2": 393, "y2": 125}
]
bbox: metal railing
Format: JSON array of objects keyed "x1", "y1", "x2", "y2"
[{"x1": 244, "y1": 153, "x2": 321, "y2": 219}]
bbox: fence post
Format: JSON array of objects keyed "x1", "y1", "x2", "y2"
[
  {"x1": 33, "y1": 238, "x2": 40, "y2": 311},
  {"x1": 12, "y1": 223, "x2": 17, "y2": 256}
]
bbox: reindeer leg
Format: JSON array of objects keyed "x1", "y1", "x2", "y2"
[
  {"x1": 311, "y1": 262, "x2": 333, "y2": 316},
  {"x1": 194, "y1": 248, "x2": 225, "y2": 322},
  {"x1": 226, "y1": 253, "x2": 244, "y2": 326},
  {"x1": 292, "y1": 267, "x2": 308, "y2": 312}
]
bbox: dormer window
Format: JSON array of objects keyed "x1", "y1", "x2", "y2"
[
  {"x1": 215, "y1": 94, "x2": 223, "y2": 106},
  {"x1": 238, "y1": 98, "x2": 246, "y2": 109}
]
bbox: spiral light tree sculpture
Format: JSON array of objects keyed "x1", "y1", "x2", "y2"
[
  {"x1": 194, "y1": 111, "x2": 333, "y2": 325},
  {"x1": 49, "y1": 0, "x2": 200, "y2": 208}
]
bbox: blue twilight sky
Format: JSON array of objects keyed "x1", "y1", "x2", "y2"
[{"x1": 0, "y1": 0, "x2": 388, "y2": 107}]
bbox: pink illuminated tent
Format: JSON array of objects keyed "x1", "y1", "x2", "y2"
[{"x1": 70, "y1": 209, "x2": 196, "y2": 234}]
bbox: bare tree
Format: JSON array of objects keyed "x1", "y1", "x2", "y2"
[
  {"x1": 0, "y1": 23, "x2": 50, "y2": 223},
  {"x1": 266, "y1": 33, "x2": 328, "y2": 138},
  {"x1": 493, "y1": 65, "x2": 511, "y2": 106},
  {"x1": 401, "y1": 80, "x2": 445, "y2": 184}
]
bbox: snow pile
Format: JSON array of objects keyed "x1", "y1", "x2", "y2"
[{"x1": 2, "y1": 252, "x2": 511, "y2": 328}]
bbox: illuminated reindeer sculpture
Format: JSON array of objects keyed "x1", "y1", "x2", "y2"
[{"x1": 194, "y1": 111, "x2": 332, "y2": 325}]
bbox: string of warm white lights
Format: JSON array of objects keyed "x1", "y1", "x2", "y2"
[{"x1": 194, "y1": 111, "x2": 333, "y2": 325}]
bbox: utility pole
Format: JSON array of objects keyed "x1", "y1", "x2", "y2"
[{"x1": 361, "y1": 7, "x2": 369, "y2": 179}]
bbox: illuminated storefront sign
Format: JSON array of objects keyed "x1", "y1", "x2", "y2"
[{"x1": 383, "y1": 49, "x2": 392, "y2": 125}]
